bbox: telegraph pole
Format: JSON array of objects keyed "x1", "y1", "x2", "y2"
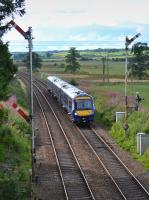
[
  {"x1": 124, "y1": 33, "x2": 141, "y2": 132},
  {"x1": 102, "y1": 56, "x2": 106, "y2": 83},
  {"x1": 28, "y1": 27, "x2": 35, "y2": 153},
  {"x1": 106, "y1": 53, "x2": 109, "y2": 83},
  {"x1": 28, "y1": 27, "x2": 35, "y2": 184}
]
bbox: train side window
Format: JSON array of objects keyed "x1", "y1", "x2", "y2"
[{"x1": 69, "y1": 100, "x2": 72, "y2": 110}]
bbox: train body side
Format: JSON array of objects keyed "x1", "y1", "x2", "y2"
[{"x1": 47, "y1": 76, "x2": 95, "y2": 124}]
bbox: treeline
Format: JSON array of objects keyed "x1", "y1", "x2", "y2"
[
  {"x1": 12, "y1": 48, "x2": 126, "y2": 61},
  {"x1": 80, "y1": 48, "x2": 125, "y2": 53}
]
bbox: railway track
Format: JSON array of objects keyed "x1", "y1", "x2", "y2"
[
  {"x1": 19, "y1": 74, "x2": 95, "y2": 199},
  {"x1": 18, "y1": 73, "x2": 149, "y2": 199}
]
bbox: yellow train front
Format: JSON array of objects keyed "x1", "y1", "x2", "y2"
[
  {"x1": 47, "y1": 76, "x2": 95, "y2": 125},
  {"x1": 72, "y1": 96, "x2": 95, "y2": 124}
]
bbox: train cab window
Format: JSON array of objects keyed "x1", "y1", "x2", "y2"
[{"x1": 76, "y1": 99, "x2": 92, "y2": 110}]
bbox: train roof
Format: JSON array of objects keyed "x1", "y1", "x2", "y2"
[{"x1": 47, "y1": 76, "x2": 90, "y2": 99}]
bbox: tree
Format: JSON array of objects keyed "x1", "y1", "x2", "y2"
[
  {"x1": 23, "y1": 52, "x2": 42, "y2": 71},
  {"x1": 0, "y1": 0, "x2": 25, "y2": 99},
  {"x1": 0, "y1": 42, "x2": 17, "y2": 99},
  {"x1": 65, "y1": 47, "x2": 80, "y2": 73},
  {"x1": 129, "y1": 42, "x2": 149, "y2": 80},
  {"x1": 46, "y1": 51, "x2": 52, "y2": 58},
  {"x1": 0, "y1": 0, "x2": 25, "y2": 36}
]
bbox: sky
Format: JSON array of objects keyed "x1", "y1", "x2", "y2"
[{"x1": 3, "y1": 0, "x2": 149, "y2": 52}]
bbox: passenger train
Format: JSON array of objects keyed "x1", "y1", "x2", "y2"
[{"x1": 47, "y1": 76, "x2": 95, "y2": 124}]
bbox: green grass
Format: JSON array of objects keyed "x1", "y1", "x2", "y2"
[
  {"x1": 79, "y1": 61, "x2": 124, "y2": 77},
  {"x1": 39, "y1": 60, "x2": 125, "y2": 78},
  {"x1": 93, "y1": 82, "x2": 149, "y2": 108},
  {"x1": 110, "y1": 111, "x2": 149, "y2": 170},
  {"x1": 0, "y1": 110, "x2": 31, "y2": 199}
]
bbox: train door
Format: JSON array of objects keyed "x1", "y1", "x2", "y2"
[{"x1": 68, "y1": 99, "x2": 72, "y2": 113}]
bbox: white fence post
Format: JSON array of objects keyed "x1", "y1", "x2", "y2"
[{"x1": 137, "y1": 133, "x2": 149, "y2": 155}]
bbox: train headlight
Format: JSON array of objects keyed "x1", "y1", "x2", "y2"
[{"x1": 74, "y1": 112, "x2": 77, "y2": 116}]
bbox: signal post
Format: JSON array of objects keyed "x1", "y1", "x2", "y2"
[
  {"x1": 8, "y1": 20, "x2": 35, "y2": 198},
  {"x1": 124, "y1": 33, "x2": 141, "y2": 133}
]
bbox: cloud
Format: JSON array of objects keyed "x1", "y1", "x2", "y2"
[
  {"x1": 3, "y1": 0, "x2": 149, "y2": 51},
  {"x1": 6, "y1": 0, "x2": 148, "y2": 28},
  {"x1": 57, "y1": 10, "x2": 86, "y2": 15}
]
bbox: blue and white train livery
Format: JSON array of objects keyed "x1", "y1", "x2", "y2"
[{"x1": 47, "y1": 76, "x2": 95, "y2": 124}]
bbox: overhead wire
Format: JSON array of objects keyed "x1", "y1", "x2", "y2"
[{"x1": 6, "y1": 40, "x2": 148, "y2": 50}]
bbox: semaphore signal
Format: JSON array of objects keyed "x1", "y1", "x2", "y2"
[{"x1": 8, "y1": 20, "x2": 30, "y2": 40}]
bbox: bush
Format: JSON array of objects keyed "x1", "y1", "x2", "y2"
[
  {"x1": 60, "y1": 63, "x2": 65, "y2": 68},
  {"x1": 0, "y1": 108, "x2": 9, "y2": 124},
  {"x1": 7, "y1": 79, "x2": 29, "y2": 110},
  {"x1": 0, "y1": 126, "x2": 12, "y2": 144},
  {"x1": 94, "y1": 97, "x2": 116, "y2": 128},
  {"x1": 69, "y1": 79, "x2": 78, "y2": 86}
]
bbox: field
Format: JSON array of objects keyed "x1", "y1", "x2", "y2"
[
  {"x1": 93, "y1": 82, "x2": 149, "y2": 109},
  {"x1": 41, "y1": 60, "x2": 125, "y2": 77},
  {"x1": 37, "y1": 54, "x2": 149, "y2": 109}
]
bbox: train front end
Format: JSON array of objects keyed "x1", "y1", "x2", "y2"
[{"x1": 73, "y1": 96, "x2": 95, "y2": 124}]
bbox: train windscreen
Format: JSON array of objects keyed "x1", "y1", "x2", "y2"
[{"x1": 75, "y1": 99, "x2": 92, "y2": 110}]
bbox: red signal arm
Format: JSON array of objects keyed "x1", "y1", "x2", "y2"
[{"x1": 8, "y1": 20, "x2": 29, "y2": 39}]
